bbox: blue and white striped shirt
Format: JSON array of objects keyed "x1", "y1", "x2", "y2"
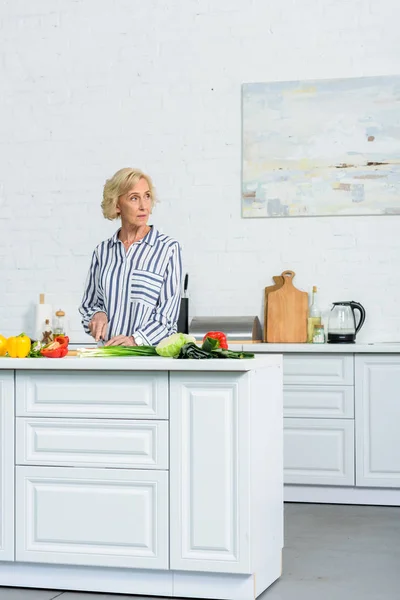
[{"x1": 79, "y1": 226, "x2": 182, "y2": 345}]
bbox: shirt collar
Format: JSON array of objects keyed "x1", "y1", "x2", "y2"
[{"x1": 109, "y1": 225, "x2": 158, "y2": 247}]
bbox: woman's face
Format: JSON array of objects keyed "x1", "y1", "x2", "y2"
[{"x1": 116, "y1": 177, "x2": 152, "y2": 227}]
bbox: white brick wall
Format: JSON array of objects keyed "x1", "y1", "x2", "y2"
[{"x1": 1, "y1": 0, "x2": 399, "y2": 343}]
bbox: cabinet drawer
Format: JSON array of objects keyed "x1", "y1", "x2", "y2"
[
  {"x1": 16, "y1": 371, "x2": 168, "y2": 419},
  {"x1": 16, "y1": 419, "x2": 168, "y2": 469},
  {"x1": 283, "y1": 354, "x2": 353, "y2": 385},
  {"x1": 284, "y1": 418, "x2": 354, "y2": 486},
  {"x1": 283, "y1": 385, "x2": 354, "y2": 418},
  {"x1": 16, "y1": 466, "x2": 168, "y2": 569}
]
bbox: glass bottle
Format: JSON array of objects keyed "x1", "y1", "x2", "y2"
[
  {"x1": 41, "y1": 319, "x2": 53, "y2": 344},
  {"x1": 54, "y1": 309, "x2": 66, "y2": 336},
  {"x1": 307, "y1": 286, "x2": 322, "y2": 343},
  {"x1": 313, "y1": 324, "x2": 325, "y2": 344}
]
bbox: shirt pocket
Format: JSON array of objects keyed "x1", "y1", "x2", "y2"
[{"x1": 130, "y1": 269, "x2": 164, "y2": 307}]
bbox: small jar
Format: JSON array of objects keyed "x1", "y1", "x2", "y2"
[
  {"x1": 54, "y1": 309, "x2": 66, "y2": 336},
  {"x1": 312, "y1": 324, "x2": 325, "y2": 344}
]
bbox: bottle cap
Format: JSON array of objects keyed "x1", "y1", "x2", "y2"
[
  {"x1": 56, "y1": 309, "x2": 65, "y2": 317},
  {"x1": 40, "y1": 293, "x2": 45, "y2": 304},
  {"x1": 312, "y1": 286, "x2": 317, "y2": 293},
  {"x1": 45, "y1": 319, "x2": 50, "y2": 324}
]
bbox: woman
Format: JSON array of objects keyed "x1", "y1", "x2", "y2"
[{"x1": 79, "y1": 168, "x2": 182, "y2": 346}]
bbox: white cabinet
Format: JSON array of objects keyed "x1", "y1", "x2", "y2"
[
  {"x1": 16, "y1": 418, "x2": 168, "y2": 469},
  {"x1": 16, "y1": 371, "x2": 168, "y2": 419},
  {"x1": 284, "y1": 418, "x2": 355, "y2": 486},
  {"x1": 0, "y1": 371, "x2": 14, "y2": 561},
  {"x1": 284, "y1": 354, "x2": 353, "y2": 385},
  {"x1": 169, "y1": 372, "x2": 251, "y2": 574},
  {"x1": 356, "y1": 356, "x2": 400, "y2": 487},
  {"x1": 282, "y1": 354, "x2": 355, "y2": 487},
  {"x1": 284, "y1": 385, "x2": 354, "y2": 418},
  {"x1": 16, "y1": 466, "x2": 168, "y2": 569}
]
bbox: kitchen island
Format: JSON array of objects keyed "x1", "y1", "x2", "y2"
[{"x1": 0, "y1": 355, "x2": 283, "y2": 600}]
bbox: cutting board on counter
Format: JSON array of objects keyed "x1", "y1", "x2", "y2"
[
  {"x1": 263, "y1": 275, "x2": 284, "y2": 342},
  {"x1": 267, "y1": 270, "x2": 308, "y2": 343}
]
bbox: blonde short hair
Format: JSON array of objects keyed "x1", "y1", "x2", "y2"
[{"x1": 101, "y1": 168, "x2": 156, "y2": 220}]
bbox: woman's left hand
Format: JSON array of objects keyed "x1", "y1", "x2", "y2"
[{"x1": 105, "y1": 335, "x2": 137, "y2": 347}]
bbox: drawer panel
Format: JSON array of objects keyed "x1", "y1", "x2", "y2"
[
  {"x1": 16, "y1": 419, "x2": 168, "y2": 469},
  {"x1": 283, "y1": 385, "x2": 354, "y2": 418},
  {"x1": 284, "y1": 418, "x2": 355, "y2": 486},
  {"x1": 16, "y1": 466, "x2": 168, "y2": 569},
  {"x1": 284, "y1": 354, "x2": 353, "y2": 385},
  {"x1": 16, "y1": 371, "x2": 168, "y2": 419}
]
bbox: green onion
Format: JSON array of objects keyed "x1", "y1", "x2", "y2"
[{"x1": 77, "y1": 346, "x2": 158, "y2": 358}]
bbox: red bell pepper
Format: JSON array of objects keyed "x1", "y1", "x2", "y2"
[
  {"x1": 41, "y1": 336, "x2": 69, "y2": 358},
  {"x1": 202, "y1": 331, "x2": 228, "y2": 350}
]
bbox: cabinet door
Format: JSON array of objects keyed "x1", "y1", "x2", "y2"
[
  {"x1": 16, "y1": 466, "x2": 168, "y2": 569},
  {"x1": 0, "y1": 371, "x2": 14, "y2": 561},
  {"x1": 16, "y1": 371, "x2": 168, "y2": 419},
  {"x1": 284, "y1": 385, "x2": 354, "y2": 418},
  {"x1": 169, "y1": 372, "x2": 251, "y2": 574},
  {"x1": 284, "y1": 354, "x2": 353, "y2": 385},
  {"x1": 356, "y1": 356, "x2": 400, "y2": 487},
  {"x1": 16, "y1": 418, "x2": 168, "y2": 469},
  {"x1": 284, "y1": 418, "x2": 355, "y2": 486}
]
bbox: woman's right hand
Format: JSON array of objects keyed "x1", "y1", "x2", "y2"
[{"x1": 89, "y1": 312, "x2": 108, "y2": 342}]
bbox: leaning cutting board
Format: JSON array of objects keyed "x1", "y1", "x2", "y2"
[
  {"x1": 267, "y1": 270, "x2": 308, "y2": 343},
  {"x1": 263, "y1": 275, "x2": 284, "y2": 341}
]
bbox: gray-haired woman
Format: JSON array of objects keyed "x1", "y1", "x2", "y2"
[{"x1": 79, "y1": 168, "x2": 182, "y2": 346}]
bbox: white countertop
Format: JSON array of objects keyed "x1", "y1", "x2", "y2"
[
  {"x1": 242, "y1": 342, "x2": 400, "y2": 353},
  {"x1": 0, "y1": 355, "x2": 281, "y2": 371}
]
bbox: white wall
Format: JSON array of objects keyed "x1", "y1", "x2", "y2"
[{"x1": 0, "y1": 0, "x2": 399, "y2": 343}]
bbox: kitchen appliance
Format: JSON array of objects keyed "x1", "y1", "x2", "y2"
[
  {"x1": 189, "y1": 316, "x2": 262, "y2": 344},
  {"x1": 327, "y1": 301, "x2": 366, "y2": 343},
  {"x1": 177, "y1": 274, "x2": 189, "y2": 334},
  {"x1": 267, "y1": 270, "x2": 308, "y2": 343}
]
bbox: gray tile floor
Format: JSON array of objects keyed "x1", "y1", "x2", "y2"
[{"x1": 1, "y1": 503, "x2": 399, "y2": 599}]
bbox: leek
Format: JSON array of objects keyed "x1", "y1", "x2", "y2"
[{"x1": 77, "y1": 346, "x2": 158, "y2": 358}]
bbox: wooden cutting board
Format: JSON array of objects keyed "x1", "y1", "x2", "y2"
[
  {"x1": 267, "y1": 270, "x2": 308, "y2": 343},
  {"x1": 263, "y1": 275, "x2": 284, "y2": 341}
]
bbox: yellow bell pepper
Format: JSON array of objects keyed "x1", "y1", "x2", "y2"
[
  {"x1": 0, "y1": 335, "x2": 7, "y2": 357},
  {"x1": 7, "y1": 333, "x2": 31, "y2": 358}
]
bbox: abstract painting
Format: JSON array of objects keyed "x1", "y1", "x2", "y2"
[{"x1": 242, "y1": 75, "x2": 400, "y2": 218}]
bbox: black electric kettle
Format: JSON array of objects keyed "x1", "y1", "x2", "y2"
[{"x1": 327, "y1": 301, "x2": 366, "y2": 344}]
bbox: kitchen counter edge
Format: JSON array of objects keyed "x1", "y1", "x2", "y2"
[
  {"x1": 0, "y1": 355, "x2": 281, "y2": 371},
  {"x1": 242, "y1": 342, "x2": 400, "y2": 353}
]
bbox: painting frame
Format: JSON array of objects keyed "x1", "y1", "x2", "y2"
[{"x1": 241, "y1": 75, "x2": 400, "y2": 219}]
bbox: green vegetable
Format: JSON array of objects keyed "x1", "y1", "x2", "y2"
[
  {"x1": 156, "y1": 333, "x2": 196, "y2": 357},
  {"x1": 28, "y1": 340, "x2": 45, "y2": 358},
  {"x1": 176, "y1": 339, "x2": 254, "y2": 360},
  {"x1": 77, "y1": 346, "x2": 158, "y2": 358},
  {"x1": 176, "y1": 343, "x2": 213, "y2": 360}
]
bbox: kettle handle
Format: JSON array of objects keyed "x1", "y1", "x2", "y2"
[{"x1": 350, "y1": 301, "x2": 366, "y2": 333}]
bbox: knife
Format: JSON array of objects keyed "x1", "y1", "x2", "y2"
[{"x1": 183, "y1": 273, "x2": 189, "y2": 298}]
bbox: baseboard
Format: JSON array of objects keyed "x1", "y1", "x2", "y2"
[
  {"x1": 0, "y1": 561, "x2": 281, "y2": 600},
  {"x1": 284, "y1": 485, "x2": 400, "y2": 506}
]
